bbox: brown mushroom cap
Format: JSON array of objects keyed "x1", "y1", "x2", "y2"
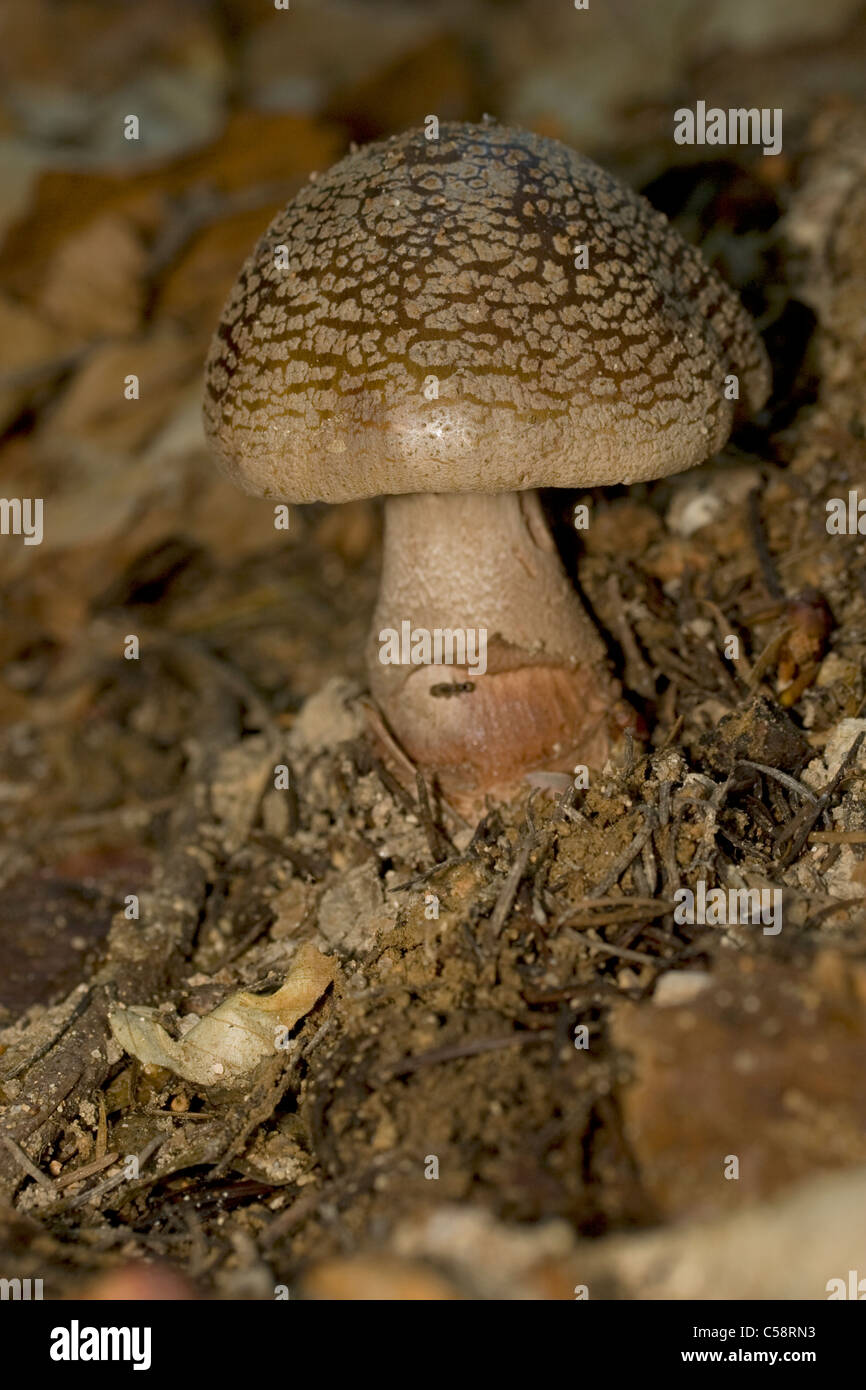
[{"x1": 204, "y1": 121, "x2": 770, "y2": 503}]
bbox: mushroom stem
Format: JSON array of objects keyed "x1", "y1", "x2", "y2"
[{"x1": 367, "y1": 490, "x2": 633, "y2": 804}]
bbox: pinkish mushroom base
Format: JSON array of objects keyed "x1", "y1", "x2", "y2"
[{"x1": 366, "y1": 490, "x2": 637, "y2": 812}]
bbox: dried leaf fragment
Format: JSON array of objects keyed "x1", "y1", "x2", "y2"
[{"x1": 109, "y1": 941, "x2": 335, "y2": 1087}]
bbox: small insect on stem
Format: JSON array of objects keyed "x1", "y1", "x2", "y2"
[{"x1": 429, "y1": 681, "x2": 476, "y2": 698}]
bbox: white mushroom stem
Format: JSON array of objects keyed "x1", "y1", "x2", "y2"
[{"x1": 367, "y1": 490, "x2": 632, "y2": 804}]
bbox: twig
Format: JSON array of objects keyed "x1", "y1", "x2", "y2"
[
  {"x1": 588, "y1": 807, "x2": 657, "y2": 898},
  {"x1": 0, "y1": 1136, "x2": 55, "y2": 1193},
  {"x1": 802, "y1": 899, "x2": 866, "y2": 930},
  {"x1": 776, "y1": 733, "x2": 864, "y2": 868},
  {"x1": 251, "y1": 832, "x2": 330, "y2": 881},
  {"x1": 577, "y1": 937, "x2": 663, "y2": 967},
  {"x1": 383, "y1": 1030, "x2": 555, "y2": 1079},
  {"x1": 415, "y1": 771, "x2": 453, "y2": 861},
  {"x1": 809, "y1": 829, "x2": 866, "y2": 844},
  {"x1": 552, "y1": 896, "x2": 673, "y2": 929},
  {"x1": 734, "y1": 760, "x2": 818, "y2": 802},
  {"x1": 605, "y1": 575, "x2": 656, "y2": 697},
  {"x1": 53, "y1": 1151, "x2": 120, "y2": 1191},
  {"x1": 0, "y1": 703, "x2": 243, "y2": 1197},
  {"x1": 65, "y1": 1138, "x2": 163, "y2": 1210},
  {"x1": 214, "y1": 915, "x2": 273, "y2": 968},
  {"x1": 748, "y1": 486, "x2": 784, "y2": 600},
  {"x1": 660, "y1": 715, "x2": 684, "y2": 751},
  {"x1": 485, "y1": 806, "x2": 544, "y2": 939},
  {"x1": 388, "y1": 852, "x2": 476, "y2": 892},
  {"x1": 2, "y1": 985, "x2": 95, "y2": 1082}
]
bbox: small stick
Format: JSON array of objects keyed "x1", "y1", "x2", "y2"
[
  {"x1": 0, "y1": 1136, "x2": 55, "y2": 1193},
  {"x1": 809, "y1": 830, "x2": 866, "y2": 844},
  {"x1": 384, "y1": 1029, "x2": 555, "y2": 1079},
  {"x1": 388, "y1": 853, "x2": 475, "y2": 892},
  {"x1": 486, "y1": 832, "x2": 535, "y2": 939},
  {"x1": 485, "y1": 798, "x2": 545, "y2": 940},
  {"x1": 53, "y1": 1151, "x2": 120, "y2": 1191},
  {"x1": 659, "y1": 714, "x2": 684, "y2": 751},
  {"x1": 777, "y1": 732, "x2": 864, "y2": 868},
  {"x1": 734, "y1": 760, "x2": 818, "y2": 802},
  {"x1": 588, "y1": 808, "x2": 657, "y2": 898},
  {"x1": 65, "y1": 1137, "x2": 162, "y2": 1210},
  {"x1": 748, "y1": 486, "x2": 785, "y2": 600},
  {"x1": 415, "y1": 771, "x2": 453, "y2": 861},
  {"x1": 577, "y1": 936, "x2": 662, "y2": 967},
  {"x1": 554, "y1": 898, "x2": 674, "y2": 929}
]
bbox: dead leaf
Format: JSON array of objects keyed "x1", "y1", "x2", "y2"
[
  {"x1": 109, "y1": 941, "x2": 336, "y2": 1086},
  {"x1": 0, "y1": 292, "x2": 63, "y2": 431},
  {"x1": 40, "y1": 329, "x2": 200, "y2": 455},
  {"x1": 38, "y1": 214, "x2": 147, "y2": 339}
]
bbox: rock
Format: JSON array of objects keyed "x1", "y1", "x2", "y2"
[
  {"x1": 300, "y1": 1254, "x2": 461, "y2": 1301},
  {"x1": 666, "y1": 466, "x2": 760, "y2": 538},
  {"x1": 612, "y1": 951, "x2": 866, "y2": 1219},
  {"x1": 391, "y1": 1204, "x2": 580, "y2": 1301},
  {"x1": 575, "y1": 1164, "x2": 866, "y2": 1300},
  {"x1": 239, "y1": 1118, "x2": 311, "y2": 1186},
  {"x1": 652, "y1": 970, "x2": 712, "y2": 1007},
  {"x1": 288, "y1": 677, "x2": 363, "y2": 757},
  {"x1": 804, "y1": 718, "x2": 866, "y2": 788},
  {"x1": 76, "y1": 1262, "x2": 198, "y2": 1300},
  {"x1": 316, "y1": 860, "x2": 396, "y2": 955},
  {"x1": 695, "y1": 696, "x2": 811, "y2": 776},
  {"x1": 353, "y1": 1166, "x2": 866, "y2": 1300},
  {"x1": 209, "y1": 735, "x2": 276, "y2": 856}
]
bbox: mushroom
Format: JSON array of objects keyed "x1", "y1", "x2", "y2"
[{"x1": 203, "y1": 122, "x2": 770, "y2": 807}]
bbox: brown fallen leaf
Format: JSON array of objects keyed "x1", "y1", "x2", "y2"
[
  {"x1": 0, "y1": 293, "x2": 64, "y2": 432},
  {"x1": 40, "y1": 328, "x2": 201, "y2": 455},
  {"x1": 0, "y1": 112, "x2": 344, "y2": 312},
  {"x1": 38, "y1": 213, "x2": 147, "y2": 340}
]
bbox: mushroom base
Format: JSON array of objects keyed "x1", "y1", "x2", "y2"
[{"x1": 367, "y1": 490, "x2": 637, "y2": 811}]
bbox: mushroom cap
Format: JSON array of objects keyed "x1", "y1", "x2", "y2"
[{"x1": 203, "y1": 122, "x2": 771, "y2": 503}]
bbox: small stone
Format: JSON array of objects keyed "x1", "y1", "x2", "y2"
[{"x1": 653, "y1": 970, "x2": 712, "y2": 1007}]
